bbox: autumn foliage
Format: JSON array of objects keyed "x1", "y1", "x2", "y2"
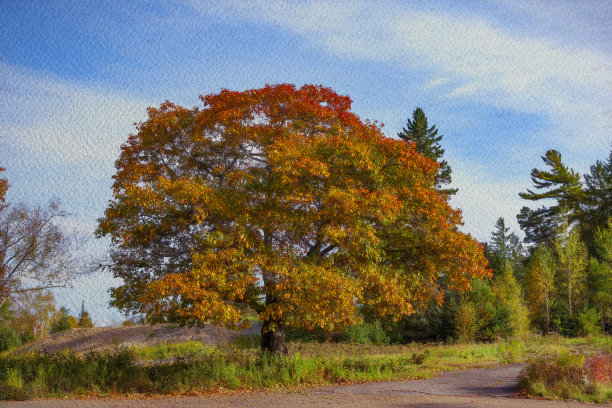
[
  {"x1": 0, "y1": 168, "x2": 7, "y2": 202},
  {"x1": 98, "y1": 84, "x2": 489, "y2": 352}
]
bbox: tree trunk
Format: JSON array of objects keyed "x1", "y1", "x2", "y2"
[
  {"x1": 567, "y1": 267, "x2": 572, "y2": 316},
  {"x1": 260, "y1": 283, "x2": 288, "y2": 354},
  {"x1": 545, "y1": 294, "x2": 550, "y2": 333},
  {"x1": 261, "y1": 318, "x2": 287, "y2": 354}
]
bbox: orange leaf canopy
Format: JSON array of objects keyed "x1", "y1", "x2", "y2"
[{"x1": 98, "y1": 84, "x2": 489, "y2": 330}]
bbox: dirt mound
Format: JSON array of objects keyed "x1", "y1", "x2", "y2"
[{"x1": 12, "y1": 323, "x2": 262, "y2": 354}]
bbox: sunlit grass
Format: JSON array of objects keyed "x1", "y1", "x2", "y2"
[
  {"x1": 1, "y1": 334, "x2": 610, "y2": 400},
  {"x1": 521, "y1": 351, "x2": 612, "y2": 403}
]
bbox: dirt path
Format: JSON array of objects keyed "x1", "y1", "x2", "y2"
[{"x1": 4, "y1": 364, "x2": 607, "y2": 407}]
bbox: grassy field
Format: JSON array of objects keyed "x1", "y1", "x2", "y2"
[{"x1": 0, "y1": 334, "x2": 610, "y2": 400}]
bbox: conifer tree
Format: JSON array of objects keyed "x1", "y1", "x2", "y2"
[
  {"x1": 582, "y1": 149, "x2": 612, "y2": 250},
  {"x1": 78, "y1": 300, "x2": 93, "y2": 328},
  {"x1": 397, "y1": 108, "x2": 457, "y2": 195},
  {"x1": 518, "y1": 150, "x2": 584, "y2": 245},
  {"x1": 517, "y1": 206, "x2": 559, "y2": 246},
  {"x1": 488, "y1": 217, "x2": 524, "y2": 275},
  {"x1": 588, "y1": 218, "x2": 612, "y2": 331}
]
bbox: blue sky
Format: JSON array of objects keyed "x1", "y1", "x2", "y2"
[{"x1": 1, "y1": 0, "x2": 610, "y2": 325}]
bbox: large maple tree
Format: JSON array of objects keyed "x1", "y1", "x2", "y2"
[{"x1": 98, "y1": 84, "x2": 489, "y2": 352}]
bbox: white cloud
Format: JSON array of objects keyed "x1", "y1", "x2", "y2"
[
  {"x1": 449, "y1": 157, "x2": 527, "y2": 242},
  {"x1": 0, "y1": 63, "x2": 152, "y2": 164},
  {"x1": 422, "y1": 77, "x2": 450, "y2": 90},
  {"x1": 445, "y1": 82, "x2": 480, "y2": 98},
  {"x1": 194, "y1": 0, "x2": 612, "y2": 153}
]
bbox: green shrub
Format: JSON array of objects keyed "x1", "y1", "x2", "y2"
[
  {"x1": 0, "y1": 324, "x2": 21, "y2": 352},
  {"x1": 522, "y1": 352, "x2": 611, "y2": 403},
  {"x1": 19, "y1": 332, "x2": 34, "y2": 345},
  {"x1": 576, "y1": 306, "x2": 601, "y2": 337},
  {"x1": 344, "y1": 321, "x2": 389, "y2": 345},
  {"x1": 368, "y1": 321, "x2": 390, "y2": 345},
  {"x1": 50, "y1": 307, "x2": 76, "y2": 334}
]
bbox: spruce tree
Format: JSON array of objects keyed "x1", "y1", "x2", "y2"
[
  {"x1": 488, "y1": 217, "x2": 524, "y2": 275},
  {"x1": 78, "y1": 301, "x2": 94, "y2": 328},
  {"x1": 397, "y1": 108, "x2": 457, "y2": 195}
]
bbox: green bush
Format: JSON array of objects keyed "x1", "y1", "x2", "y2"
[
  {"x1": 50, "y1": 307, "x2": 75, "y2": 334},
  {"x1": 0, "y1": 324, "x2": 21, "y2": 352},
  {"x1": 521, "y1": 352, "x2": 611, "y2": 403},
  {"x1": 576, "y1": 306, "x2": 601, "y2": 337},
  {"x1": 19, "y1": 332, "x2": 34, "y2": 345},
  {"x1": 344, "y1": 321, "x2": 390, "y2": 345}
]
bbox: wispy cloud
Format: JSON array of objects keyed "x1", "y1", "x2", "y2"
[
  {"x1": 0, "y1": 63, "x2": 151, "y2": 164},
  {"x1": 422, "y1": 77, "x2": 450, "y2": 90},
  {"x1": 192, "y1": 0, "x2": 611, "y2": 154}
]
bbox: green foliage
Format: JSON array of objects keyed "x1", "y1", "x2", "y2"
[
  {"x1": 517, "y1": 206, "x2": 559, "y2": 246},
  {"x1": 397, "y1": 107, "x2": 456, "y2": 195},
  {"x1": 344, "y1": 320, "x2": 390, "y2": 345},
  {"x1": 526, "y1": 245, "x2": 556, "y2": 333},
  {"x1": 285, "y1": 327, "x2": 331, "y2": 343},
  {"x1": 0, "y1": 324, "x2": 21, "y2": 352},
  {"x1": 519, "y1": 150, "x2": 584, "y2": 228},
  {"x1": 582, "y1": 151, "x2": 612, "y2": 250},
  {"x1": 551, "y1": 301, "x2": 576, "y2": 336},
  {"x1": 77, "y1": 301, "x2": 94, "y2": 328},
  {"x1": 50, "y1": 307, "x2": 77, "y2": 334},
  {"x1": 518, "y1": 149, "x2": 584, "y2": 246},
  {"x1": 487, "y1": 217, "x2": 524, "y2": 276},
  {"x1": 393, "y1": 290, "x2": 459, "y2": 343},
  {"x1": 492, "y1": 264, "x2": 530, "y2": 339},
  {"x1": 576, "y1": 306, "x2": 601, "y2": 337},
  {"x1": 522, "y1": 352, "x2": 612, "y2": 403},
  {"x1": 554, "y1": 218, "x2": 589, "y2": 316},
  {"x1": 0, "y1": 345, "x2": 430, "y2": 399},
  {"x1": 454, "y1": 302, "x2": 477, "y2": 343}
]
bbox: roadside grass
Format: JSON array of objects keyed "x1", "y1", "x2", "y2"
[
  {"x1": 521, "y1": 352, "x2": 612, "y2": 403},
  {"x1": 0, "y1": 334, "x2": 610, "y2": 400}
]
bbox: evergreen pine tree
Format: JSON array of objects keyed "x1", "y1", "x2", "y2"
[
  {"x1": 517, "y1": 206, "x2": 559, "y2": 246},
  {"x1": 518, "y1": 150, "x2": 584, "y2": 246},
  {"x1": 397, "y1": 108, "x2": 457, "y2": 195},
  {"x1": 78, "y1": 301, "x2": 94, "y2": 328},
  {"x1": 488, "y1": 217, "x2": 524, "y2": 275},
  {"x1": 581, "y1": 149, "x2": 612, "y2": 251},
  {"x1": 588, "y1": 218, "x2": 612, "y2": 332},
  {"x1": 51, "y1": 307, "x2": 72, "y2": 333}
]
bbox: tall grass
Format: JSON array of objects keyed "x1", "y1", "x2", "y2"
[
  {"x1": 0, "y1": 347, "x2": 434, "y2": 400},
  {"x1": 1, "y1": 334, "x2": 610, "y2": 400},
  {"x1": 521, "y1": 352, "x2": 612, "y2": 403}
]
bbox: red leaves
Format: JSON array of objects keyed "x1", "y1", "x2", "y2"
[{"x1": 586, "y1": 354, "x2": 612, "y2": 384}]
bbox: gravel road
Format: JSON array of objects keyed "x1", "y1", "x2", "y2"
[{"x1": 4, "y1": 364, "x2": 608, "y2": 407}]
